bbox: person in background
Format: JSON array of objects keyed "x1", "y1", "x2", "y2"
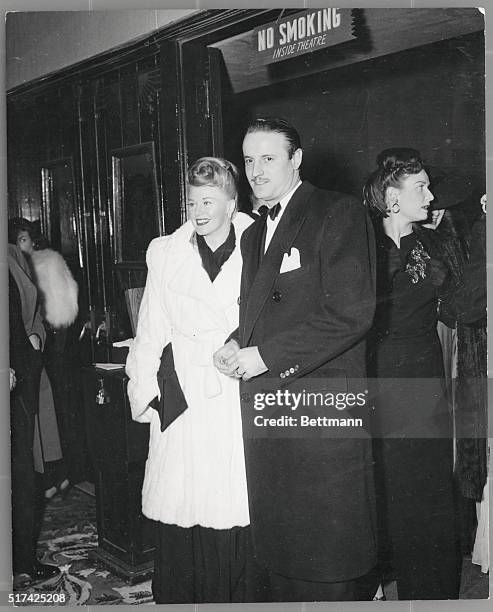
[
  {"x1": 431, "y1": 191, "x2": 488, "y2": 571},
  {"x1": 30, "y1": 231, "x2": 82, "y2": 491},
  {"x1": 363, "y1": 148, "x2": 461, "y2": 600},
  {"x1": 9, "y1": 218, "x2": 79, "y2": 499},
  {"x1": 421, "y1": 174, "x2": 474, "y2": 394},
  {"x1": 126, "y1": 158, "x2": 260, "y2": 603},
  {"x1": 8, "y1": 242, "x2": 61, "y2": 587}
]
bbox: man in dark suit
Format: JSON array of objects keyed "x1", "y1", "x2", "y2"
[{"x1": 214, "y1": 117, "x2": 377, "y2": 601}]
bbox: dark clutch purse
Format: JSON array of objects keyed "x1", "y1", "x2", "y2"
[{"x1": 149, "y1": 343, "x2": 188, "y2": 432}]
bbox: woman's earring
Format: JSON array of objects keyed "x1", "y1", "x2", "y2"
[{"x1": 391, "y1": 201, "x2": 400, "y2": 214}]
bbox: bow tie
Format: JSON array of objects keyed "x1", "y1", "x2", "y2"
[{"x1": 258, "y1": 202, "x2": 281, "y2": 220}]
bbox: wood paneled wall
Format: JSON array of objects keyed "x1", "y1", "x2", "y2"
[{"x1": 7, "y1": 46, "x2": 175, "y2": 352}]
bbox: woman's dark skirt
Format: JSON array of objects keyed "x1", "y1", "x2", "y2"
[
  {"x1": 370, "y1": 332, "x2": 461, "y2": 599},
  {"x1": 152, "y1": 523, "x2": 270, "y2": 604}
]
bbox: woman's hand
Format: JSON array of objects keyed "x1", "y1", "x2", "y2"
[
  {"x1": 213, "y1": 340, "x2": 240, "y2": 377},
  {"x1": 9, "y1": 368, "x2": 16, "y2": 391}
]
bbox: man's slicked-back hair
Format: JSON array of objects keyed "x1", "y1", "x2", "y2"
[{"x1": 245, "y1": 116, "x2": 302, "y2": 159}]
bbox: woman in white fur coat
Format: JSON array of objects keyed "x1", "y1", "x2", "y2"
[{"x1": 125, "y1": 158, "x2": 262, "y2": 604}]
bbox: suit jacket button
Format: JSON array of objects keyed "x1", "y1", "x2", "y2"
[
  {"x1": 237, "y1": 297, "x2": 241, "y2": 305},
  {"x1": 285, "y1": 370, "x2": 290, "y2": 377},
  {"x1": 241, "y1": 393, "x2": 251, "y2": 402},
  {"x1": 290, "y1": 367, "x2": 295, "y2": 374},
  {"x1": 272, "y1": 291, "x2": 282, "y2": 302},
  {"x1": 280, "y1": 372, "x2": 285, "y2": 379}
]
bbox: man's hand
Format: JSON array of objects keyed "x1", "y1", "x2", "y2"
[
  {"x1": 9, "y1": 368, "x2": 16, "y2": 392},
  {"x1": 213, "y1": 340, "x2": 240, "y2": 377},
  {"x1": 235, "y1": 347, "x2": 268, "y2": 381}
]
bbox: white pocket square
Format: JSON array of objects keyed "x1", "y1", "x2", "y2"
[{"x1": 280, "y1": 247, "x2": 301, "y2": 273}]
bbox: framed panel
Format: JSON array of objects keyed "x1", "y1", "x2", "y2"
[
  {"x1": 40, "y1": 157, "x2": 81, "y2": 265},
  {"x1": 111, "y1": 142, "x2": 159, "y2": 264}
]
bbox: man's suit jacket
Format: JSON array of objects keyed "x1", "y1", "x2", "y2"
[{"x1": 238, "y1": 181, "x2": 377, "y2": 582}]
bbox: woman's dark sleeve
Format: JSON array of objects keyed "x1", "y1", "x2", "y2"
[{"x1": 9, "y1": 272, "x2": 33, "y2": 378}]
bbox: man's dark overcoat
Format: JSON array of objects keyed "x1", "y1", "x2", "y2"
[{"x1": 238, "y1": 181, "x2": 377, "y2": 582}]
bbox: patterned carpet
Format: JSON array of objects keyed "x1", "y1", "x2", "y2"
[
  {"x1": 15, "y1": 487, "x2": 153, "y2": 605},
  {"x1": 14, "y1": 486, "x2": 489, "y2": 604}
]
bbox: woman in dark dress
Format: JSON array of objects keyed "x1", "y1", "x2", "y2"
[{"x1": 363, "y1": 148, "x2": 461, "y2": 600}]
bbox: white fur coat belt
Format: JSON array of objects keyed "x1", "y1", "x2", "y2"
[{"x1": 30, "y1": 249, "x2": 79, "y2": 328}]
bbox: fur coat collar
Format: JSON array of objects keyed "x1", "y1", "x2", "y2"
[{"x1": 30, "y1": 249, "x2": 78, "y2": 328}]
